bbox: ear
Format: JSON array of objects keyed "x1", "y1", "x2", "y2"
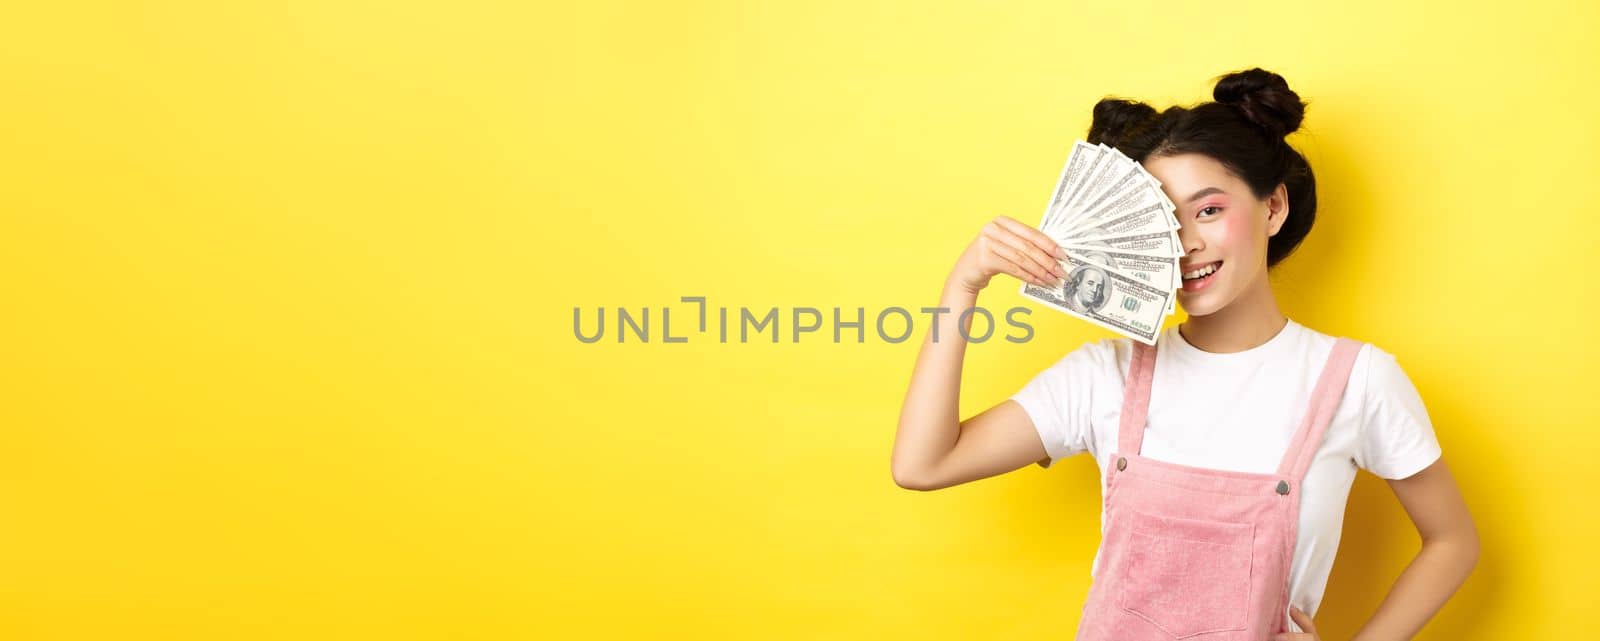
[{"x1": 1265, "y1": 183, "x2": 1290, "y2": 237}]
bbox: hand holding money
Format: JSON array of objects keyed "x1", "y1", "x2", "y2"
[
  {"x1": 1019, "y1": 141, "x2": 1186, "y2": 345},
  {"x1": 948, "y1": 215, "x2": 1068, "y2": 295}
]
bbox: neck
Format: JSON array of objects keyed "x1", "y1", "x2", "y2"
[{"x1": 1178, "y1": 273, "x2": 1288, "y2": 353}]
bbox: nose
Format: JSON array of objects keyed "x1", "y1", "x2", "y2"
[{"x1": 1177, "y1": 219, "x2": 1202, "y2": 255}]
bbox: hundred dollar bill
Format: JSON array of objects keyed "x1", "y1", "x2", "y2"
[
  {"x1": 1063, "y1": 147, "x2": 1133, "y2": 218},
  {"x1": 1061, "y1": 230, "x2": 1184, "y2": 258},
  {"x1": 1055, "y1": 144, "x2": 1115, "y2": 223},
  {"x1": 1019, "y1": 250, "x2": 1171, "y2": 344},
  {"x1": 1070, "y1": 158, "x2": 1152, "y2": 225},
  {"x1": 1069, "y1": 175, "x2": 1174, "y2": 232},
  {"x1": 1055, "y1": 247, "x2": 1178, "y2": 292},
  {"x1": 1056, "y1": 243, "x2": 1180, "y2": 318},
  {"x1": 1062, "y1": 162, "x2": 1164, "y2": 234},
  {"x1": 1132, "y1": 161, "x2": 1176, "y2": 211},
  {"x1": 1071, "y1": 155, "x2": 1178, "y2": 225},
  {"x1": 1072, "y1": 198, "x2": 1178, "y2": 239},
  {"x1": 1040, "y1": 142, "x2": 1102, "y2": 233}
]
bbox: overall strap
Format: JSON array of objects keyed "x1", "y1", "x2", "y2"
[
  {"x1": 1274, "y1": 337, "x2": 1366, "y2": 481},
  {"x1": 1116, "y1": 340, "x2": 1158, "y2": 456}
]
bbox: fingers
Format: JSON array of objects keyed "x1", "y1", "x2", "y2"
[
  {"x1": 1289, "y1": 606, "x2": 1316, "y2": 634},
  {"x1": 1271, "y1": 606, "x2": 1318, "y2": 641},
  {"x1": 982, "y1": 218, "x2": 1064, "y2": 285},
  {"x1": 991, "y1": 215, "x2": 1066, "y2": 261},
  {"x1": 985, "y1": 247, "x2": 1054, "y2": 288}
]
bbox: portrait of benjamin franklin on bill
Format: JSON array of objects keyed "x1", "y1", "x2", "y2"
[{"x1": 1062, "y1": 263, "x2": 1109, "y2": 313}]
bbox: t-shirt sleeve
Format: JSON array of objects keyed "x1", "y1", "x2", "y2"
[
  {"x1": 1353, "y1": 346, "x2": 1443, "y2": 479},
  {"x1": 1008, "y1": 340, "x2": 1103, "y2": 469}
]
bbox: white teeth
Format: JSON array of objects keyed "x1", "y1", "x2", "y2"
[{"x1": 1182, "y1": 262, "x2": 1219, "y2": 280}]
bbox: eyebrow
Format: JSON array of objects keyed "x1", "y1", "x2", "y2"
[{"x1": 1185, "y1": 187, "x2": 1225, "y2": 203}]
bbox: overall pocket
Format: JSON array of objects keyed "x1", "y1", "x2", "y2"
[{"x1": 1116, "y1": 508, "x2": 1255, "y2": 638}]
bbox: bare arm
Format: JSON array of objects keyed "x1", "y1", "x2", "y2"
[
  {"x1": 891, "y1": 216, "x2": 1067, "y2": 491},
  {"x1": 1345, "y1": 457, "x2": 1480, "y2": 641}
]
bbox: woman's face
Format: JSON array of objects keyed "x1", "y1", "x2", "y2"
[{"x1": 1139, "y1": 152, "x2": 1288, "y2": 317}]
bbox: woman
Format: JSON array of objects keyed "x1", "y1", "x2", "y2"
[{"x1": 890, "y1": 69, "x2": 1478, "y2": 641}]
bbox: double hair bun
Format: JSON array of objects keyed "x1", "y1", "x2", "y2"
[{"x1": 1212, "y1": 67, "x2": 1306, "y2": 139}]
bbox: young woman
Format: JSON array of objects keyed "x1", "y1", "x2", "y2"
[{"x1": 891, "y1": 69, "x2": 1478, "y2": 641}]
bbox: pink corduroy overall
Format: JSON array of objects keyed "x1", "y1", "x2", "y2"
[{"x1": 1074, "y1": 336, "x2": 1364, "y2": 641}]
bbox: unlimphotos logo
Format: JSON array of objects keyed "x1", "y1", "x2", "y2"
[{"x1": 574, "y1": 296, "x2": 1036, "y2": 344}]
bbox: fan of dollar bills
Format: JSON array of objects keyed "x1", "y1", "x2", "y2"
[{"x1": 1019, "y1": 141, "x2": 1186, "y2": 346}]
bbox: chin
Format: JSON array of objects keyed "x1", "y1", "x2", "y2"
[{"x1": 1177, "y1": 287, "x2": 1235, "y2": 317}]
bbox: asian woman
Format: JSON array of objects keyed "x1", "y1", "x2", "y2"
[{"x1": 890, "y1": 68, "x2": 1478, "y2": 641}]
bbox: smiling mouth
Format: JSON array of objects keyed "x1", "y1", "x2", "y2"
[{"x1": 1182, "y1": 261, "x2": 1223, "y2": 281}]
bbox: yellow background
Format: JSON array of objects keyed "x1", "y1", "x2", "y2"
[{"x1": 2, "y1": 1, "x2": 1594, "y2": 639}]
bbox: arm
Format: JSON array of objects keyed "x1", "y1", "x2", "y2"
[
  {"x1": 1348, "y1": 457, "x2": 1480, "y2": 641},
  {"x1": 890, "y1": 216, "x2": 1067, "y2": 491}
]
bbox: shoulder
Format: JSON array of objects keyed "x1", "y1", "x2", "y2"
[
  {"x1": 1293, "y1": 323, "x2": 1418, "y2": 405},
  {"x1": 1282, "y1": 321, "x2": 1389, "y2": 370},
  {"x1": 1330, "y1": 337, "x2": 1440, "y2": 477},
  {"x1": 1296, "y1": 322, "x2": 1405, "y2": 373},
  {"x1": 1354, "y1": 342, "x2": 1417, "y2": 398}
]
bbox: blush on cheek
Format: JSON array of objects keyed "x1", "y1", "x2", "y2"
[{"x1": 1213, "y1": 209, "x2": 1251, "y2": 254}]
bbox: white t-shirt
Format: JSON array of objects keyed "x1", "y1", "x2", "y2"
[{"x1": 1010, "y1": 318, "x2": 1442, "y2": 625}]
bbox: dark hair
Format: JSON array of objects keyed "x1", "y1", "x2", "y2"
[{"x1": 1086, "y1": 68, "x2": 1316, "y2": 269}]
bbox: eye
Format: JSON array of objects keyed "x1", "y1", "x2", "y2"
[{"x1": 1197, "y1": 206, "x2": 1222, "y2": 218}]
